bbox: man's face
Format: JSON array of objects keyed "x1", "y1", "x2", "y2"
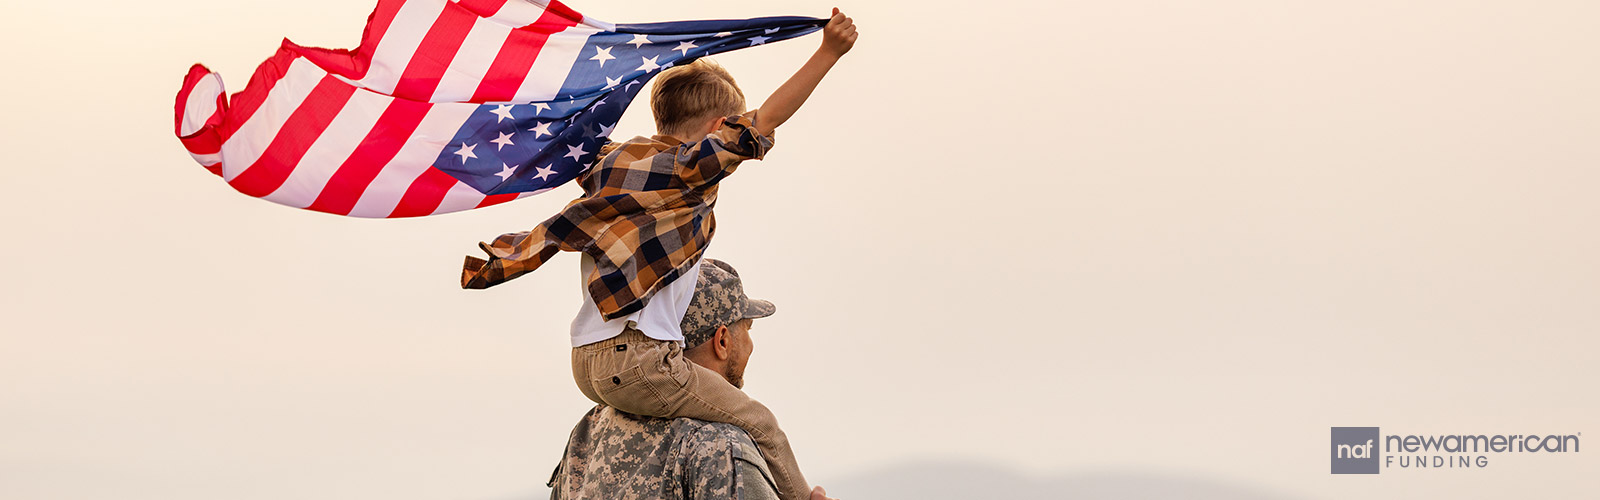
[{"x1": 724, "y1": 319, "x2": 755, "y2": 389}]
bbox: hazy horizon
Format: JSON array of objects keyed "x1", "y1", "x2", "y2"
[{"x1": 3, "y1": 0, "x2": 1597, "y2": 499}]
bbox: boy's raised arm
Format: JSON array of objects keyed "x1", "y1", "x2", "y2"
[{"x1": 753, "y1": 8, "x2": 858, "y2": 136}]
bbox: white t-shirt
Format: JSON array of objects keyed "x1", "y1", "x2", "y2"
[{"x1": 570, "y1": 255, "x2": 703, "y2": 347}]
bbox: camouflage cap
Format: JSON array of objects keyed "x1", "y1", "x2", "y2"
[{"x1": 680, "y1": 259, "x2": 775, "y2": 350}]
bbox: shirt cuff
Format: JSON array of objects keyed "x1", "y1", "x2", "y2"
[{"x1": 714, "y1": 110, "x2": 775, "y2": 160}]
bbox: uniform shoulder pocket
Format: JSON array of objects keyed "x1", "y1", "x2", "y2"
[{"x1": 732, "y1": 440, "x2": 780, "y2": 500}]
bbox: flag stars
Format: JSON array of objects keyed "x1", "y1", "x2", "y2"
[
  {"x1": 764, "y1": 27, "x2": 780, "y2": 34},
  {"x1": 747, "y1": 35, "x2": 771, "y2": 46},
  {"x1": 636, "y1": 55, "x2": 661, "y2": 73},
  {"x1": 564, "y1": 143, "x2": 589, "y2": 162},
  {"x1": 528, "y1": 121, "x2": 553, "y2": 138},
  {"x1": 714, "y1": 32, "x2": 732, "y2": 37},
  {"x1": 625, "y1": 80, "x2": 640, "y2": 92},
  {"x1": 590, "y1": 46, "x2": 615, "y2": 66},
  {"x1": 533, "y1": 164, "x2": 558, "y2": 181},
  {"x1": 604, "y1": 75, "x2": 622, "y2": 90},
  {"x1": 490, "y1": 104, "x2": 516, "y2": 123},
  {"x1": 598, "y1": 122, "x2": 616, "y2": 137},
  {"x1": 532, "y1": 102, "x2": 551, "y2": 115},
  {"x1": 491, "y1": 131, "x2": 515, "y2": 150},
  {"x1": 627, "y1": 34, "x2": 651, "y2": 48},
  {"x1": 495, "y1": 163, "x2": 516, "y2": 181},
  {"x1": 454, "y1": 143, "x2": 478, "y2": 163},
  {"x1": 673, "y1": 40, "x2": 697, "y2": 56}
]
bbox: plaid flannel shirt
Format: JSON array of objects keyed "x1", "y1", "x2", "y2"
[{"x1": 461, "y1": 111, "x2": 773, "y2": 320}]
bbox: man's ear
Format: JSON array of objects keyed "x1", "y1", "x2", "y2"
[{"x1": 712, "y1": 325, "x2": 731, "y2": 360}]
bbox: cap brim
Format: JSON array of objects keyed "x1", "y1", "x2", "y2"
[{"x1": 741, "y1": 299, "x2": 776, "y2": 320}]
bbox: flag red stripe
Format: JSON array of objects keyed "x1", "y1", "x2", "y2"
[
  {"x1": 388, "y1": 167, "x2": 461, "y2": 218},
  {"x1": 358, "y1": 0, "x2": 406, "y2": 78},
  {"x1": 296, "y1": 0, "x2": 406, "y2": 81},
  {"x1": 390, "y1": 0, "x2": 509, "y2": 101},
  {"x1": 304, "y1": 99, "x2": 434, "y2": 216},
  {"x1": 469, "y1": 6, "x2": 582, "y2": 103},
  {"x1": 476, "y1": 192, "x2": 520, "y2": 209},
  {"x1": 228, "y1": 75, "x2": 357, "y2": 198},
  {"x1": 220, "y1": 48, "x2": 305, "y2": 143},
  {"x1": 456, "y1": 0, "x2": 511, "y2": 17},
  {"x1": 543, "y1": 1, "x2": 586, "y2": 26}
]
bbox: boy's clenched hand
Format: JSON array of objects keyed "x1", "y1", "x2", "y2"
[
  {"x1": 751, "y1": 7, "x2": 858, "y2": 135},
  {"x1": 820, "y1": 8, "x2": 858, "y2": 58}
]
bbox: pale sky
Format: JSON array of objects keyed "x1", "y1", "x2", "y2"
[{"x1": 2, "y1": 1, "x2": 1597, "y2": 499}]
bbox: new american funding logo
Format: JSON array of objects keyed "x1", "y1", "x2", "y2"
[{"x1": 1330, "y1": 427, "x2": 1582, "y2": 474}]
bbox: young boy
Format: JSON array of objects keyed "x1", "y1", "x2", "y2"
[{"x1": 462, "y1": 9, "x2": 857, "y2": 500}]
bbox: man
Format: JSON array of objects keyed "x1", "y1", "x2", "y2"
[{"x1": 547, "y1": 259, "x2": 837, "y2": 500}]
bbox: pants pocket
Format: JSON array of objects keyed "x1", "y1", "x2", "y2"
[
  {"x1": 593, "y1": 364, "x2": 670, "y2": 416},
  {"x1": 660, "y1": 341, "x2": 693, "y2": 387}
]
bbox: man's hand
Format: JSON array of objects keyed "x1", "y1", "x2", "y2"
[
  {"x1": 819, "y1": 8, "x2": 858, "y2": 58},
  {"x1": 810, "y1": 485, "x2": 840, "y2": 500}
]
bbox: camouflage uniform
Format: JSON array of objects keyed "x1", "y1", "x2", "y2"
[
  {"x1": 549, "y1": 405, "x2": 780, "y2": 500},
  {"x1": 552, "y1": 259, "x2": 798, "y2": 499}
]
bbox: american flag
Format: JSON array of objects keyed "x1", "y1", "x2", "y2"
[{"x1": 175, "y1": 0, "x2": 820, "y2": 218}]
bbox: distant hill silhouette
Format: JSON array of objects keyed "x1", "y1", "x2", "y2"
[{"x1": 822, "y1": 461, "x2": 1306, "y2": 500}]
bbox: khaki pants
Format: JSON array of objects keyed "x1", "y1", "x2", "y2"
[{"x1": 572, "y1": 328, "x2": 809, "y2": 500}]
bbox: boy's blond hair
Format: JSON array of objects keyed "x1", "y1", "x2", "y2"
[{"x1": 651, "y1": 59, "x2": 746, "y2": 137}]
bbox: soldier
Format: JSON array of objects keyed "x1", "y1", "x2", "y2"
[{"x1": 548, "y1": 259, "x2": 838, "y2": 500}]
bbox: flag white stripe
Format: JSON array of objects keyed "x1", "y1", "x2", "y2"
[
  {"x1": 431, "y1": 180, "x2": 489, "y2": 215},
  {"x1": 430, "y1": 15, "x2": 514, "y2": 102},
  {"x1": 221, "y1": 57, "x2": 327, "y2": 182},
  {"x1": 427, "y1": 182, "x2": 554, "y2": 215},
  {"x1": 261, "y1": 87, "x2": 394, "y2": 208},
  {"x1": 354, "y1": 0, "x2": 449, "y2": 95},
  {"x1": 578, "y1": 16, "x2": 614, "y2": 31},
  {"x1": 513, "y1": 27, "x2": 598, "y2": 102},
  {"x1": 180, "y1": 72, "x2": 224, "y2": 137},
  {"x1": 492, "y1": 0, "x2": 549, "y2": 26},
  {"x1": 346, "y1": 103, "x2": 479, "y2": 218},
  {"x1": 190, "y1": 152, "x2": 221, "y2": 166}
]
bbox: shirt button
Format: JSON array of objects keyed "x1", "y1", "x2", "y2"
[{"x1": 612, "y1": 376, "x2": 621, "y2": 385}]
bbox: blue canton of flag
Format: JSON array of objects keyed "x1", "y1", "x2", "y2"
[{"x1": 432, "y1": 19, "x2": 822, "y2": 198}]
